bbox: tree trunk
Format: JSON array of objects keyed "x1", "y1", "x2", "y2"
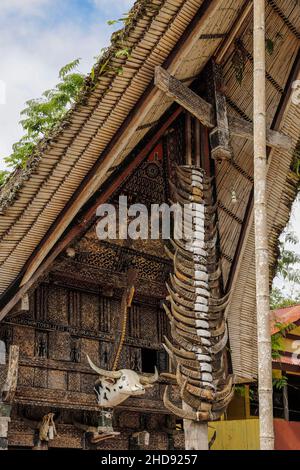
[{"x1": 253, "y1": 0, "x2": 274, "y2": 450}]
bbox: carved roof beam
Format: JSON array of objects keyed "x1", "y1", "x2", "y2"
[{"x1": 154, "y1": 66, "x2": 292, "y2": 161}]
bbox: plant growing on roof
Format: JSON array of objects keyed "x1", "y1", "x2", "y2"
[{"x1": 0, "y1": 59, "x2": 85, "y2": 186}]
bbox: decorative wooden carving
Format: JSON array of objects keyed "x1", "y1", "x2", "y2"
[
  {"x1": 70, "y1": 337, "x2": 81, "y2": 363},
  {"x1": 34, "y1": 285, "x2": 48, "y2": 321},
  {"x1": 35, "y1": 331, "x2": 48, "y2": 358},
  {"x1": 99, "y1": 297, "x2": 112, "y2": 333},
  {"x1": 130, "y1": 348, "x2": 142, "y2": 372},
  {"x1": 99, "y1": 342, "x2": 111, "y2": 368},
  {"x1": 129, "y1": 304, "x2": 141, "y2": 339},
  {"x1": 68, "y1": 291, "x2": 81, "y2": 327}
]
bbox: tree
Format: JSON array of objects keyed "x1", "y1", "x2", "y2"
[
  {"x1": 0, "y1": 59, "x2": 85, "y2": 186},
  {"x1": 271, "y1": 229, "x2": 300, "y2": 309}
]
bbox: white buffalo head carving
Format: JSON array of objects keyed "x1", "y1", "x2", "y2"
[{"x1": 87, "y1": 355, "x2": 158, "y2": 408}]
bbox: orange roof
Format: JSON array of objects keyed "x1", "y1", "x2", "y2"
[
  {"x1": 270, "y1": 304, "x2": 300, "y2": 335},
  {"x1": 273, "y1": 355, "x2": 300, "y2": 367}
]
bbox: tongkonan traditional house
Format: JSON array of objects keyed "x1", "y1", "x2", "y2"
[{"x1": 0, "y1": 0, "x2": 299, "y2": 450}]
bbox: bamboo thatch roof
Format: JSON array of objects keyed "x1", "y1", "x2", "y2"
[{"x1": 0, "y1": 0, "x2": 299, "y2": 380}]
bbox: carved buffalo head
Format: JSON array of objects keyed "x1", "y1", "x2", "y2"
[{"x1": 86, "y1": 355, "x2": 158, "y2": 408}]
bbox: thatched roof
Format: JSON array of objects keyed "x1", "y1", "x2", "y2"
[{"x1": 0, "y1": 0, "x2": 299, "y2": 380}]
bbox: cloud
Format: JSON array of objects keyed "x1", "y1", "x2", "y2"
[
  {"x1": 0, "y1": 0, "x2": 51, "y2": 16},
  {"x1": 0, "y1": 0, "x2": 135, "y2": 169},
  {"x1": 92, "y1": 0, "x2": 134, "y2": 15}
]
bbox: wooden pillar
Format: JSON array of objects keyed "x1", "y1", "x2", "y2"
[
  {"x1": 253, "y1": 0, "x2": 274, "y2": 450},
  {"x1": 183, "y1": 403, "x2": 208, "y2": 450},
  {"x1": 185, "y1": 113, "x2": 192, "y2": 165},
  {"x1": 0, "y1": 404, "x2": 11, "y2": 451},
  {"x1": 282, "y1": 382, "x2": 289, "y2": 422},
  {"x1": 195, "y1": 120, "x2": 201, "y2": 167},
  {"x1": 209, "y1": 61, "x2": 231, "y2": 162},
  {"x1": 245, "y1": 385, "x2": 251, "y2": 419}
]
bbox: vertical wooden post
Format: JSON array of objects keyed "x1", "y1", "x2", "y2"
[
  {"x1": 245, "y1": 385, "x2": 251, "y2": 419},
  {"x1": 0, "y1": 404, "x2": 11, "y2": 451},
  {"x1": 253, "y1": 0, "x2": 274, "y2": 450},
  {"x1": 185, "y1": 113, "x2": 192, "y2": 165},
  {"x1": 183, "y1": 403, "x2": 208, "y2": 450},
  {"x1": 195, "y1": 120, "x2": 201, "y2": 167},
  {"x1": 209, "y1": 61, "x2": 231, "y2": 162},
  {"x1": 282, "y1": 381, "x2": 289, "y2": 422}
]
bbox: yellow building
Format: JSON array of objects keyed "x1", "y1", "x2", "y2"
[{"x1": 208, "y1": 304, "x2": 300, "y2": 450}]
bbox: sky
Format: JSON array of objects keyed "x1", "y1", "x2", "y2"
[
  {"x1": 0, "y1": 0, "x2": 299, "y2": 295},
  {"x1": 0, "y1": 0, "x2": 135, "y2": 164}
]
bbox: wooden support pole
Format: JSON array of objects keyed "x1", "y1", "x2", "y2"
[
  {"x1": 183, "y1": 404, "x2": 208, "y2": 450},
  {"x1": 253, "y1": 0, "x2": 274, "y2": 450},
  {"x1": 195, "y1": 120, "x2": 201, "y2": 167},
  {"x1": 0, "y1": 405, "x2": 11, "y2": 451},
  {"x1": 185, "y1": 113, "x2": 192, "y2": 165},
  {"x1": 282, "y1": 381, "x2": 289, "y2": 422},
  {"x1": 210, "y1": 61, "x2": 232, "y2": 162}
]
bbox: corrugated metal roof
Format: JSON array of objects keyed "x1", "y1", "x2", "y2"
[{"x1": 271, "y1": 304, "x2": 300, "y2": 334}]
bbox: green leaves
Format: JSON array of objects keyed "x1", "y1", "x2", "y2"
[
  {"x1": 271, "y1": 227, "x2": 300, "y2": 309},
  {"x1": 1, "y1": 59, "x2": 84, "y2": 179},
  {"x1": 272, "y1": 375, "x2": 288, "y2": 391},
  {"x1": 0, "y1": 170, "x2": 9, "y2": 186},
  {"x1": 107, "y1": 19, "x2": 119, "y2": 26},
  {"x1": 115, "y1": 47, "x2": 131, "y2": 58},
  {"x1": 59, "y1": 58, "x2": 81, "y2": 79}
]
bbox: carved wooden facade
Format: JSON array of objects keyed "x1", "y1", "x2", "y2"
[{"x1": 0, "y1": 118, "x2": 189, "y2": 449}]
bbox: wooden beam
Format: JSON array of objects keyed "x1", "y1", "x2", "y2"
[
  {"x1": 185, "y1": 113, "x2": 193, "y2": 165},
  {"x1": 282, "y1": 379, "x2": 289, "y2": 421},
  {"x1": 210, "y1": 61, "x2": 232, "y2": 161},
  {"x1": 228, "y1": 115, "x2": 292, "y2": 151},
  {"x1": 194, "y1": 120, "x2": 201, "y2": 167},
  {"x1": 155, "y1": 66, "x2": 292, "y2": 151},
  {"x1": 155, "y1": 66, "x2": 214, "y2": 128}
]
